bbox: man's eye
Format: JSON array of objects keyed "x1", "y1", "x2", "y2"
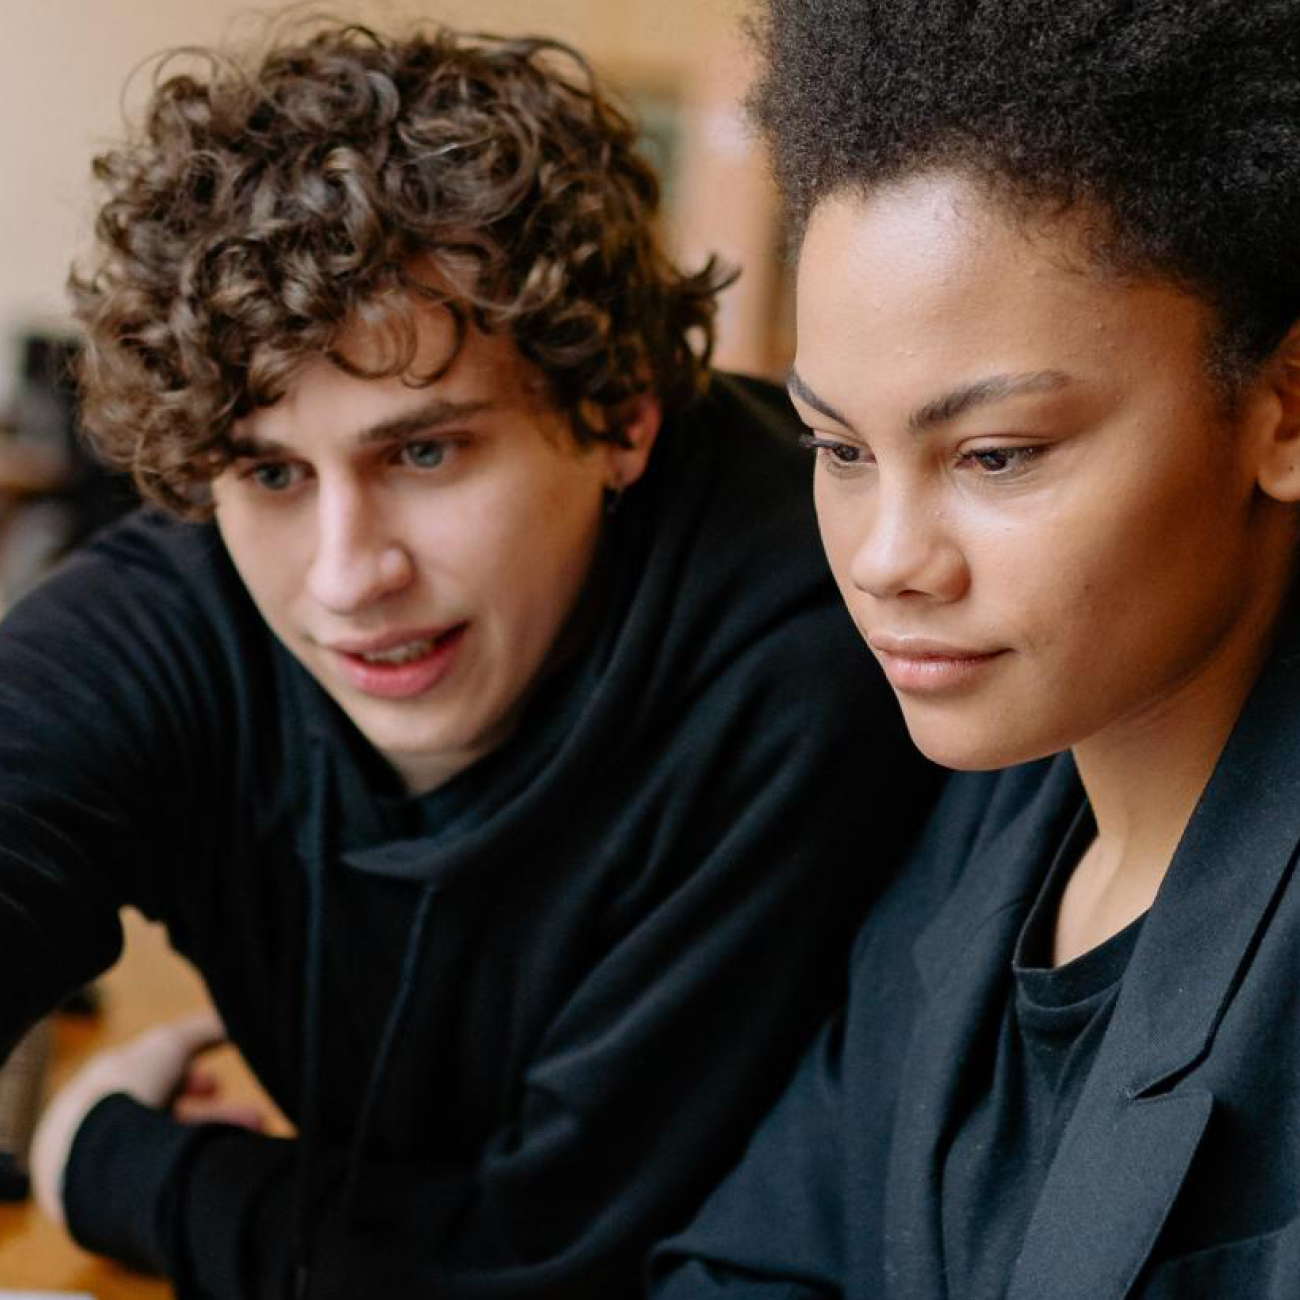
[
  {"x1": 248, "y1": 462, "x2": 299, "y2": 492},
  {"x1": 402, "y1": 440, "x2": 448, "y2": 470}
]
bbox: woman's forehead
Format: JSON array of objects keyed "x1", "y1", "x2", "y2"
[{"x1": 793, "y1": 178, "x2": 1218, "y2": 421}]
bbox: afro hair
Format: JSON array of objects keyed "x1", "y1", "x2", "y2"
[{"x1": 750, "y1": 0, "x2": 1300, "y2": 381}]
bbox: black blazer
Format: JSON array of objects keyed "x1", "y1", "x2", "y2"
[{"x1": 653, "y1": 602, "x2": 1300, "y2": 1300}]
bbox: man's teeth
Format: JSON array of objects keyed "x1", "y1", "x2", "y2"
[{"x1": 358, "y1": 637, "x2": 437, "y2": 665}]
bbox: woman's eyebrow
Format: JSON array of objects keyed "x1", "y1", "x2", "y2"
[
  {"x1": 786, "y1": 367, "x2": 1072, "y2": 436},
  {"x1": 907, "y1": 370, "x2": 1072, "y2": 433},
  {"x1": 787, "y1": 367, "x2": 851, "y2": 426}
]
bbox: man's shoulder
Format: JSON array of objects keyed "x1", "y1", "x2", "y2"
[
  {"x1": 866, "y1": 758, "x2": 1068, "y2": 926},
  {"x1": 81, "y1": 507, "x2": 225, "y2": 577},
  {"x1": 683, "y1": 370, "x2": 804, "y2": 463},
  {"x1": 656, "y1": 370, "x2": 818, "y2": 562},
  {"x1": 50, "y1": 508, "x2": 250, "y2": 623},
  {"x1": 632, "y1": 370, "x2": 864, "y2": 712},
  {"x1": 4, "y1": 507, "x2": 262, "y2": 676}
]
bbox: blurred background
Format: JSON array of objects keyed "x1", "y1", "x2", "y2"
[
  {"x1": 1, "y1": 0, "x2": 789, "y2": 393},
  {"x1": 0, "y1": 0, "x2": 791, "y2": 610}
]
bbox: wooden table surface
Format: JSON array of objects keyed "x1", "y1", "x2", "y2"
[{"x1": 0, "y1": 910, "x2": 279, "y2": 1297}]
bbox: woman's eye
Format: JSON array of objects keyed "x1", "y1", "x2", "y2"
[
  {"x1": 798, "y1": 432, "x2": 870, "y2": 471},
  {"x1": 401, "y1": 440, "x2": 448, "y2": 470},
  {"x1": 961, "y1": 446, "x2": 1042, "y2": 476}
]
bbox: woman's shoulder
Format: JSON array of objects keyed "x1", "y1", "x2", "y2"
[{"x1": 850, "y1": 758, "x2": 1073, "y2": 963}]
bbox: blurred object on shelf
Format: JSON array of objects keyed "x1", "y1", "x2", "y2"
[
  {"x1": 59, "y1": 985, "x2": 103, "y2": 1019},
  {"x1": 0, "y1": 1018, "x2": 53, "y2": 1202},
  {"x1": 669, "y1": 34, "x2": 785, "y2": 378},
  {"x1": 0, "y1": 332, "x2": 136, "y2": 612}
]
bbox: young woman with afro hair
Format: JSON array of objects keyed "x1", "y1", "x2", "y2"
[{"x1": 654, "y1": 2, "x2": 1300, "y2": 1296}]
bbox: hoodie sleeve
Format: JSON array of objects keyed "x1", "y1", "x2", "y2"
[
  {"x1": 61, "y1": 624, "x2": 937, "y2": 1300},
  {"x1": 648, "y1": 1015, "x2": 849, "y2": 1300},
  {"x1": 0, "y1": 517, "x2": 235, "y2": 1060}
]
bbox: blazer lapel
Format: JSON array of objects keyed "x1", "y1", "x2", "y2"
[
  {"x1": 1004, "y1": 1085, "x2": 1213, "y2": 1300},
  {"x1": 1007, "y1": 604, "x2": 1300, "y2": 1300},
  {"x1": 883, "y1": 757, "x2": 1083, "y2": 1300}
]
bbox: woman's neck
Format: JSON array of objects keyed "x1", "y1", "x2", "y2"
[{"x1": 1053, "y1": 585, "x2": 1288, "y2": 966}]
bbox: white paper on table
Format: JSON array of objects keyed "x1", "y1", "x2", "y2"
[{"x1": 0, "y1": 1291, "x2": 96, "y2": 1299}]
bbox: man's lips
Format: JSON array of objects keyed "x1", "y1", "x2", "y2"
[
  {"x1": 324, "y1": 623, "x2": 469, "y2": 698},
  {"x1": 327, "y1": 624, "x2": 465, "y2": 663},
  {"x1": 867, "y1": 634, "x2": 1007, "y2": 692}
]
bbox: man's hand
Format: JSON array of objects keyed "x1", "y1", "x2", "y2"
[{"x1": 30, "y1": 1010, "x2": 264, "y2": 1226}]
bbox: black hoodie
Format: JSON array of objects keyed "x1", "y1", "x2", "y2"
[{"x1": 0, "y1": 375, "x2": 936, "y2": 1299}]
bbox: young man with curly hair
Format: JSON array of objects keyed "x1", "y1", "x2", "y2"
[
  {"x1": 653, "y1": 1, "x2": 1300, "y2": 1296},
  {"x1": 0, "y1": 22, "x2": 936, "y2": 1300}
]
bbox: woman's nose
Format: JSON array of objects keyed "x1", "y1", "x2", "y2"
[{"x1": 847, "y1": 480, "x2": 968, "y2": 604}]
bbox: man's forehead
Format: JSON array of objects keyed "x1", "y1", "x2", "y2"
[{"x1": 226, "y1": 312, "x2": 560, "y2": 452}]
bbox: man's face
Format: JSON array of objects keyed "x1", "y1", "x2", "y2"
[{"x1": 213, "y1": 309, "x2": 655, "y2": 793}]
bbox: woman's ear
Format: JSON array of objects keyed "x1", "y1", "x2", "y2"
[{"x1": 1255, "y1": 321, "x2": 1300, "y2": 503}]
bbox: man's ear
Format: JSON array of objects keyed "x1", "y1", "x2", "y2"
[
  {"x1": 1255, "y1": 321, "x2": 1300, "y2": 503},
  {"x1": 603, "y1": 392, "x2": 662, "y2": 491}
]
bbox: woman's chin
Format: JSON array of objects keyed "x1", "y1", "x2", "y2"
[{"x1": 902, "y1": 714, "x2": 1065, "y2": 773}]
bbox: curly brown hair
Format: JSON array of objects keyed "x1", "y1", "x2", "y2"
[{"x1": 72, "y1": 20, "x2": 728, "y2": 514}]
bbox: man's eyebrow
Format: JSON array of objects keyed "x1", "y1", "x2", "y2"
[
  {"x1": 227, "y1": 397, "x2": 495, "y2": 457},
  {"x1": 907, "y1": 370, "x2": 1072, "y2": 433},
  {"x1": 786, "y1": 367, "x2": 852, "y2": 427},
  {"x1": 355, "y1": 397, "x2": 495, "y2": 444}
]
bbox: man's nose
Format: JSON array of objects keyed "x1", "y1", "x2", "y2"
[{"x1": 306, "y1": 486, "x2": 413, "y2": 614}]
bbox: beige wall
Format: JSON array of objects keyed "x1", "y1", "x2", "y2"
[{"x1": 1, "y1": 0, "x2": 771, "y2": 397}]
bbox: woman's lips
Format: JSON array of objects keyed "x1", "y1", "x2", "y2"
[
  {"x1": 330, "y1": 624, "x2": 468, "y2": 699},
  {"x1": 868, "y1": 636, "x2": 1007, "y2": 693}
]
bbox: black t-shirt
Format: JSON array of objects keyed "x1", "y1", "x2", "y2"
[{"x1": 941, "y1": 807, "x2": 1145, "y2": 1299}]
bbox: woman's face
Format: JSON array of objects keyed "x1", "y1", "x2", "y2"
[{"x1": 793, "y1": 173, "x2": 1299, "y2": 771}]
